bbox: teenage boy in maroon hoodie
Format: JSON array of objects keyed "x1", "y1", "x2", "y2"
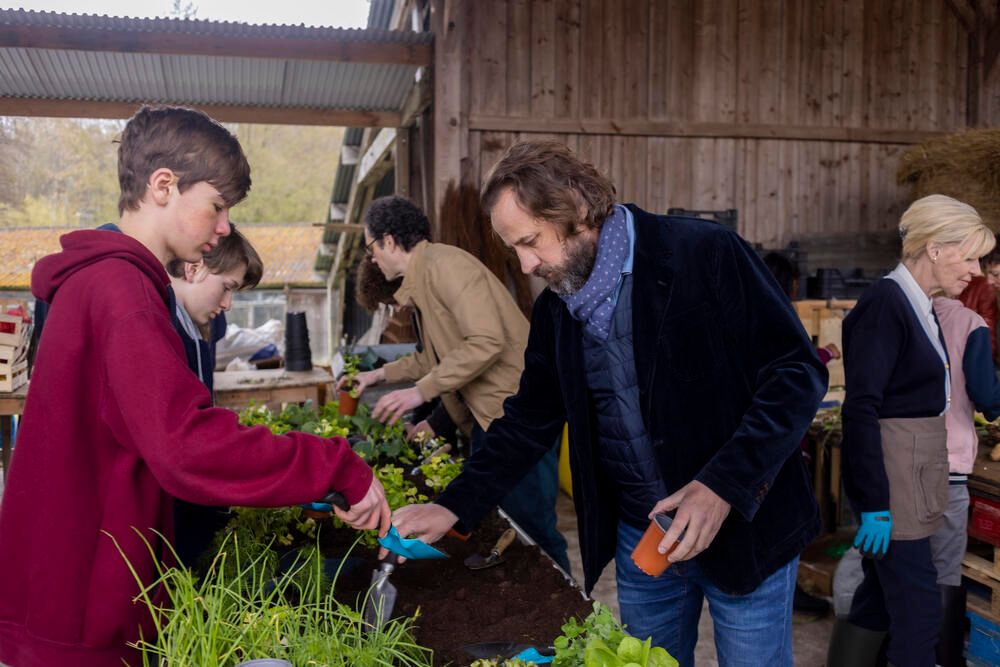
[{"x1": 0, "y1": 106, "x2": 390, "y2": 667}]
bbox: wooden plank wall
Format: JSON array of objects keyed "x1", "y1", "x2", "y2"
[{"x1": 449, "y1": 0, "x2": 974, "y2": 248}]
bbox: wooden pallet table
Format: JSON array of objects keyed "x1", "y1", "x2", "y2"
[
  {"x1": 966, "y1": 444, "x2": 1000, "y2": 623},
  {"x1": 213, "y1": 368, "x2": 334, "y2": 411}
]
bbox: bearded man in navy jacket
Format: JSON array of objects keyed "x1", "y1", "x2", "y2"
[{"x1": 393, "y1": 141, "x2": 827, "y2": 666}]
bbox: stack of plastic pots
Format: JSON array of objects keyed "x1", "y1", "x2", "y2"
[{"x1": 284, "y1": 311, "x2": 312, "y2": 372}]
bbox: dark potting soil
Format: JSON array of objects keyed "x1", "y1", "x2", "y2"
[{"x1": 322, "y1": 512, "x2": 592, "y2": 666}]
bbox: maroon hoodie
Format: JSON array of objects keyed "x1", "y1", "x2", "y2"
[{"x1": 0, "y1": 230, "x2": 373, "y2": 666}]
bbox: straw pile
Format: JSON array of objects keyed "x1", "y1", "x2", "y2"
[{"x1": 898, "y1": 128, "x2": 1000, "y2": 229}]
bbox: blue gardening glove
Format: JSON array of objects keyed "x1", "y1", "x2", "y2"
[{"x1": 854, "y1": 511, "x2": 892, "y2": 559}]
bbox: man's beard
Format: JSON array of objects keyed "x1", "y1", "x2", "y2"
[{"x1": 535, "y1": 233, "x2": 598, "y2": 296}]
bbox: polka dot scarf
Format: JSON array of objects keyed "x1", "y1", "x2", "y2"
[{"x1": 560, "y1": 205, "x2": 630, "y2": 340}]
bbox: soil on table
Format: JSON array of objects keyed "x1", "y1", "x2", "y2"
[{"x1": 322, "y1": 512, "x2": 593, "y2": 666}]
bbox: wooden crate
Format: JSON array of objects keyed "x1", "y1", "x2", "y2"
[
  {"x1": 0, "y1": 310, "x2": 30, "y2": 394},
  {"x1": 794, "y1": 299, "x2": 855, "y2": 389},
  {"x1": 963, "y1": 544, "x2": 1000, "y2": 622},
  {"x1": 797, "y1": 530, "x2": 854, "y2": 596},
  {"x1": 0, "y1": 314, "x2": 29, "y2": 349},
  {"x1": 0, "y1": 358, "x2": 27, "y2": 393}
]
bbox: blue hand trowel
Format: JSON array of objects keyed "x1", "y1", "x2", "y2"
[{"x1": 378, "y1": 525, "x2": 449, "y2": 560}]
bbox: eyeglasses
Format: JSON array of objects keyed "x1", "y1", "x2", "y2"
[{"x1": 365, "y1": 236, "x2": 381, "y2": 257}]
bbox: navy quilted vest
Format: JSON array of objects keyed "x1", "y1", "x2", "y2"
[{"x1": 582, "y1": 274, "x2": 667, "y2": 527}]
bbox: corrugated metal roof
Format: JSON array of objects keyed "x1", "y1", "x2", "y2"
[
  {"x1": 343, "y1": 128, "x2": 364, "y2": 146},
  {"x1": 0, "y1": 49, "x2": 417, "y2": 111},
  {"x1": 0, "y1": 9, "x2": 430, "y2": 118},
  {"x1": 367, "y1": 0, "x2": 395, "y2": 30},
  {"x1": 331, "y1": 161, "x2": 357, "y2": 204},
  {"x1": 0, "y1": 9, "x2": 431, "y2": 43},
  {"x1": 0, "y1": 224, "x2": 325, "y2": 290}
]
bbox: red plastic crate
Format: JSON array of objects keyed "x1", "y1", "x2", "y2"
[{"x1": 970, "y1": 496, "x2": 1000, "y2": 547}]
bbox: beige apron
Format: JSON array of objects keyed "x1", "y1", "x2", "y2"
[{"x1": 879, "y1": 416, "x2": 948, "y2": 540}]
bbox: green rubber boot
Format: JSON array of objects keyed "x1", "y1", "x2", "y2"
[
  {"x1": 936, "y1": 584, "x2": 967, "y2": 667},
  {"x1": 826, "y1": 618, "x2": 888, "y2": 667}
]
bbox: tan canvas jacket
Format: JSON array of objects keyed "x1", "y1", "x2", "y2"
[{"x1": 382, "y1": 241, "x2": 528, "y2": 432}]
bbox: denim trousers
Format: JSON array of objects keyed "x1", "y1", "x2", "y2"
[
  {"x1": 616, "y1": 520, "x2": 797, "y2": 667},
  {"x1": 469, "y1": 423, "x2": 570, "y2": 572}
]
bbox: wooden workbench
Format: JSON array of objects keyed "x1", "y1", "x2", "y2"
[
  {"x1": 0, "y1": 382, "x2": 27, "y2": 482},
  {"x1": 213, "y1": 368, "x2": 334, "y2": 411}
]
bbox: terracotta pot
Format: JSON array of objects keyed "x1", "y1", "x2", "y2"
[
  {"x1": 338, "y1": 390, "x2": 359, "y2": 416},
  {"x1": 630, "y1": 513, "x2": 680, "y2": 577}
]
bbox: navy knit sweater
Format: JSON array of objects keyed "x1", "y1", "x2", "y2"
[{"x1": 841, "y1": 279, "x2": 948, "y2": 513}]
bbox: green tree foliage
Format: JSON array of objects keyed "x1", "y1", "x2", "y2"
[
  {"x1": 229, "y1": 123, "x2": 344, "y2": 224},
  {"x1": 0, "y1": 117, "x2": 121, "y2": 227},
  {"x1": 0, "y1": 117, "x2": 343, "y2": 228}
]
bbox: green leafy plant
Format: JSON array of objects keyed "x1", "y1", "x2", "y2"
[
  {"x1": 470, "y1": 659, "x2": 536, "y2": 667},
  {"x1": 419, "y1": 454, "x2": 463, "y2": 492},
  {"x1": 553, "y1": 602, "x2": 676, "y2": 667},
  {"x1": 341, "y1": 465, "x2": 428, "y2": 550},
  {"x1": 340, "y1": 353, "x2": 363, "y2": 399},
  {"x1": 347, "y1": 411, "x2": 417, "y2": 464},
  {"x1": 583, "y1": 636, "x2": 677, "y2": 667}
]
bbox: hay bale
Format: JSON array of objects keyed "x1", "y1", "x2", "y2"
[{"x1": 898, "y1": 129, "x2": 1000, "y2": 229}]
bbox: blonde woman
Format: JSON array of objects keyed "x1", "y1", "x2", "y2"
[{"x1": 829, "y1": 195, "x2": 995, "y2": 667}]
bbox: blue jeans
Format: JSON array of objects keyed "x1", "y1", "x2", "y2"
[
  {"x1": 470, "y1": 423, "x2": 570, "y2": 572},
  {"x1": 616, "y1": 520, "x2": 796, "y2": 667}
]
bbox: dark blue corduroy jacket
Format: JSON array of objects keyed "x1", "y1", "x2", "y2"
[{"x1": 437, "y1": 204, "x2": 827, "y2": 595}]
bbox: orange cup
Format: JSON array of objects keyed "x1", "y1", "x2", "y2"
[{"x1": 630, "y1": 513, "x2": 680, "y2": 577}]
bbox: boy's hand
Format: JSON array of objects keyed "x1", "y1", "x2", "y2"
[
  {"x1": 823, "y1": 343, "x2": 842, "y2": 359},
  {"x1": 373, "y1": 387, "x2": 425, "y2": 424},
  {"x1": 335, "y1": 476, "x2": 392, "y2": 537}
]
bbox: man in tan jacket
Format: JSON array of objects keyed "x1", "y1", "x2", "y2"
[{"x1": 349, "y1": 195, "x2": 568, "y2": 570}]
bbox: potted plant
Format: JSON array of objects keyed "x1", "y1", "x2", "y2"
[{"x1": 337, "y1": 354, "x2": 362, "y2": 416}]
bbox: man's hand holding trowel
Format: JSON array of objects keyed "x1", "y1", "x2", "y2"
[{"x1": 378, "y1": 503, "x2": 459, "y2": 562}]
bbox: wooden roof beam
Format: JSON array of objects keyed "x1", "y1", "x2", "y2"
[{"x1": 0, "y1": 24, "x2": 432, "y2": 66}]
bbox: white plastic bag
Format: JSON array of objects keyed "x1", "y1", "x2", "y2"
[{"x1": 215, "y1": 319, "x2": 284, "y2": 369}]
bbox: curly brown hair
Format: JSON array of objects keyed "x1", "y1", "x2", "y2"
[
  {"x1": 355, "y1": 255, "x2": 402, "y2": 312},
  {"x1": 480, "y1": 140, "x2": 616, "y2": 237}
]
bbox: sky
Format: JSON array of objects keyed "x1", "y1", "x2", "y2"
[{"x1": 1, "y1": 0, "x2": 371, "y2": 28}]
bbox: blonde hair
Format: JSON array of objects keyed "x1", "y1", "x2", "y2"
[{"x1": 899, "y1": 194, "x2": 995, "y2": 261}]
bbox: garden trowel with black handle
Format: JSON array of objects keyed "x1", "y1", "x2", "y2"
[{"x1": 319, "y1": 491, "x2": 402, "y2": 631}]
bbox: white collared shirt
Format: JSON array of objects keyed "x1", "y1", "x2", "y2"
[{"x1": 885, "y1": 263, "x2": 951, "y2": 414}]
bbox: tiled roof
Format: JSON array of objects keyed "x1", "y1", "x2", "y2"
[
  {"x1": 241, "y1": 224, "x2": 325, "y2": 288},
  {"x1": 0, "y1": 224, "x2": 324, "y2": 290}
]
